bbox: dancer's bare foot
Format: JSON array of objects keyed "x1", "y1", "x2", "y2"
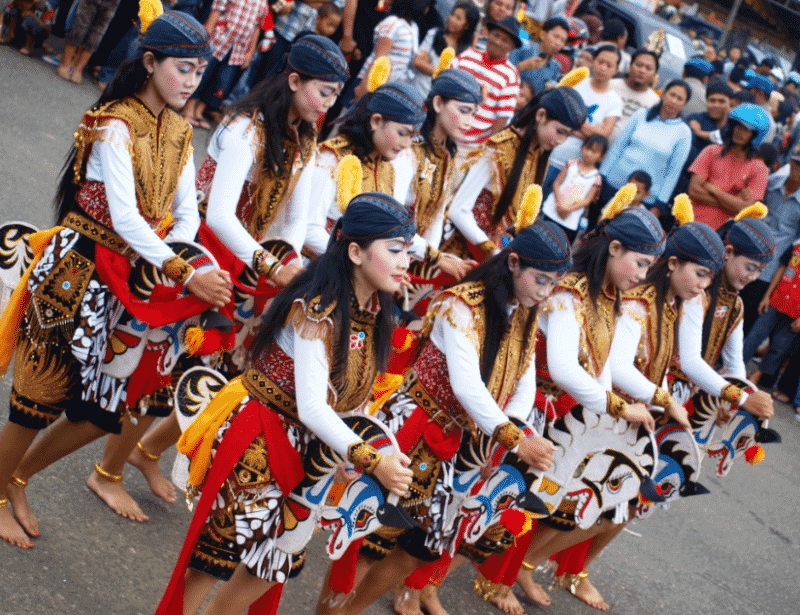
[
  {"x1": 70, "y1": 69, "x2": 83, "y2": 84},
  {"x1": 568, "y1": 576, "x2": 609, "y2": 611},
  {"x1": 517, "y1": 570, "x2": 551, "y2": 606},
  {"x1": 127, "y1": 445, "x2": 176, "y2": 504},
  {"x1": 56, "y1": 64, "x2": 72, "y2": 80},
  {"x1": 487, "y1": 589, "x2": 525, "y2": 615},
  {"x1": 393, "y1": 586, "x2": 423, "y2": 615},
  {"x1": 87, "y1": 470, "x2": 149, "y2": 522},
  {"x1": 420, "y1": 585, "x2": 449, "y2": 615},
  {"x1": 7, "y1": 480, "x2": 39, "y2": 537},
  {"x1": 0, "y1": 503, "x2": 33, "y2": 548}
]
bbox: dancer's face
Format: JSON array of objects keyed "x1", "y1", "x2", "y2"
[
  {"x1": 668, "y1": 258, "x2": 714, "y2": 300},
  {"x1": 606, "y1": 242, "x2": 656, "y2": 291},
  {"x1": 508, "y1": 255, "x2": 563, "y2": 307},
  {"x1": 434, "y1": 97, "x2": 477, "y2": 141},
  {"x1": 370, "y1": 115, "x2": 416, "y2": 160},
  {"x1": 350, "y1": 237, "x2": 411, "y2": 296},
  {"x1": 290, "y1": 76, "x2": 343, "y2": 123},
  {"x1": 146, "y1": 54, "x2": 207, "y2": 111},
  {"x1": 723, "y1": 247, "x2": 765, "y2": 291}
]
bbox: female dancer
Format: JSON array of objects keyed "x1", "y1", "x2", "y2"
[
  {"x1": 672, "y1": 206, "x2": 776, "y2": 420},
  {"x1": 334, "y1": 209, "x2": 577, "y2": 615},
  {"x1": 0, "y1": 11, "x2": 232, "y2": 548},
  {"x1": 446, "y1": 78, "x2": 588, "y2": 262},
  {"x1": 475, "y1": 193, "x2": 667, "y2": 615},
  {"x1": 86, "y1": 34, "x2": 351, "y2": 523},
  {"x1": 154, "y1": 192, "x2": 415, "y2": 615},
  {"x1": 546, "y1": 206, "x2": 727, "y2": 612},
  {"x1": 406, "y1": 66, "x2": 483, "y2": 290},
  {"x1": 303, "y1": 77, "x2": 426, "y2": 257}
]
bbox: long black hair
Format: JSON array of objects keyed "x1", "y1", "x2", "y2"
[
  {"x1": 643, "y1": 255, "x2": 682, "y2": 358},
  {"x1": 432, "y1": 2, "x2": 480, "y2": 56},
  {"x1": 54, "y1": 51, "x2": 167, "y2": 223},
  {"x1": 720, "y1": 119, "x2": 757, "y2": 159},
  {"x1": 338, "y1": 102, "x2": 378, "y2": 161},
  {"x1": 700, "y1": 219, "x2": 736, "y2": 351},
  {"x1": 458, "y1": 248, "x2": 537, "y2": 383},
  {"x1": 492, "y1": 92, "x2": 552, "y2": 225},
  {"x1": 645, "y1": 79, "x2": 691, "y2": 121},
  {"x1": 420, "y1": 93, "x2": 458, "y2": 156},
  {"x1": 570, "y1": 231, "x2": 620, "y2": 313},
  {"x1": 223, "y1": 71, "x2": 316, "y2": 179},
  {"x1": 249, "y1": 236, "x2": 395, "y2": 383}
]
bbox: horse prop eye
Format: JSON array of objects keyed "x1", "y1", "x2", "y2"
[
  {"x1": 355, "y1": 509, "x2": 372, "y2": 529},
  {"x1": 735, "y1": 435, "x2": 749, "y2": 451},
  {"x1": 607, "y1": 477, "x2": 622, "y2": 493}
]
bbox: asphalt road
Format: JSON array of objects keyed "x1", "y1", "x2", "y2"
[{"x1": 1, "y1": 44, "x2": 799, "y2": 615}]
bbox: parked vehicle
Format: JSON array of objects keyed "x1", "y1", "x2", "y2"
[{"x1": 571, "y1": 0, "x2": 696, "y2": 87}]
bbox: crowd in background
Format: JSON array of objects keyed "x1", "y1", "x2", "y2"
[{"x1": 2, "y1": 0, "x2": 800, "y2": 416}]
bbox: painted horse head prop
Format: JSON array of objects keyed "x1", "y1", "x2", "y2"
[
  {"x1": 636, "y1": 421, "x2": 708, "y2": 519},
  {"x1": 0, "y1": 222, "x2": 38, "y2": 315},
  {"x1": 691, "y1": 377, "x2": 780, "y2": 477},
  {"x1": 171, "y1": 367, "x2": 415, "y2": 561},
  {"x1": 537, "y1": 406, "x2": 660, "y2": 529}
]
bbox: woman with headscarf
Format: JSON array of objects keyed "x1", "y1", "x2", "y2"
[
  {"x1": 87, "y1": 35, "x2": 352, "y2": 524},
  {"x1": 301, "y1": 78, "x2": 426, "y2": 258},
  {"x1": 475, "y1": 198, "x2": 667, "y2": 615},
  {"x1": 154, "y1": 192, "x2": 416, "y2": 615},
  {"x1": 0, "y1": 12, "x2": 231, "y2": 549},
  {"x1": 445, "y1": 80, "x2": 588, "y2": 263},
  {"x1": 330, "y1": 211, "x2": 576, "y2": 615}
]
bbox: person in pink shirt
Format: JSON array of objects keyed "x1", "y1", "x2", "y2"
[{"x1": 689, "y1": 103, "x2": 772, "y2": 229}]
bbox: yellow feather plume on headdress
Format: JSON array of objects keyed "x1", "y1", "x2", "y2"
[
  {"x1": 601, "y1": 183, "x2": 637, "y2": 221},
  {"x1": 734, "y1": 202, "x2": 768, "y2": 221},
  {"x1": 516, "y1": 8, "x2": 526, "y2": 22},
  {"x1": 433, "y1": 47, "x2": 455, "y2": 79},
  {"x1": 558, "y1": 67, "x2": 590, "y2": 88},
  {"x1": 515, "y1": 185, "x2": 542, "y2": 235},
  {"x1": 337, "y1": 155, "x2": 362, "y2": 214},
  {"x1": 672, "y1": 194, "x2": 694, "y2": 226},
  {"x1": 138, "y1": 0, "x2": 163, "y2": 35},
  {"x1": 367, "y1": 57, "x2": 391, "y2": 93}
]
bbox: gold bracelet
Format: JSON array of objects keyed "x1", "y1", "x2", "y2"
[
  {"x1": 651, "y1": 387, "x2": 672, "y2": 409},
  {"x1": 10, "y1": 475, "x2": 28, "y2": 488},
  {"x1": 136, "y1": 441, "x2": 161, "y2": 462},
  {"x1": 477, "y1": 240, "x2": 497, "y2": 258},
  {"x1": 162, "y1": 255, "x2": 194, "y2": 285},
  {"x1": 720, "y1": 384, "x2": 744, "y2": 406},
  {"x1": 94, "y1": 462, "x2": 123, "y2": 483},
  {"x1": 493, "y1": 421, "x2": 523, "y2": 451},
  {"x1": 348, "y1": 441, "x2": 382, "y2": 474},
  {"x1": 606, "y1": 391, "x2": 626, "y2": 418},
  {"x1": 520, "y1": 560, "x2": 535, "y2": 571},
  {"x1": 0, "y1": 497, "x2": 8, "y2": 509}
]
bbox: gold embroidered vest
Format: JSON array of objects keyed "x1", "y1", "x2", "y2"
[
  {"x1": 320, "y1": 136, "x2": 396, "y2": 195},
  {"x1": 620, "y1": 283, "x2": 679, "y2": 387},
  {"x1": 247, "y1": 118, "x2": 315, "y2": 241},
  {"x1": 72, "y1": 97, "x2": 192, "y2": 226},
  {"x1": 409, "y1": 140, "x2": 454, "y2": 238}
]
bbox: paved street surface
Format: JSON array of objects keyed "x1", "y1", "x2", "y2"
[{"x1": 1, "y1": 44, "x2": 799, "y2": 615}]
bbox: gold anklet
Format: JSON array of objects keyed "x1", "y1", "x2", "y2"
[
  {"x1": 0, "y1": 497, "x2": 8, "y2": 509},
  {"x1": 558, "y1": 571, "x2": 589, "y2": 595},
  {"x1": 136, "y1": 441, "x2": 161, "y2": 461},
  {"x1": 520, "y1": 560, "x2": 535, "y2": 571},
  {"x1": 94, "y1": 462, "x2": 123, "y2": 483},
  {"x1": 10, "y1": 475, "x2": 28, "y2": 488}
]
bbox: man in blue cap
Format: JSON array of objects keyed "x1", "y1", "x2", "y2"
[
  {"x1": 683, "y1": 56, "x2": 714, "y2": 117},
  {"x1": 745, "y1": 73, "x2": 777, "y2": 144}
]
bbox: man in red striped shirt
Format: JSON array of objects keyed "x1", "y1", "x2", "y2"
[{"x1": 451, "y1": 16, "x2": 521, "y2": 147}]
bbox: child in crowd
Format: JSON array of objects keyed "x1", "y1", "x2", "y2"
[
  {"x1": 627, "y1": 170, "x2": 652, "y2": 211},
  {"x1": 743, "y1": 237, "x2": 800, "y2": 410},
  {"x1": 314, "y1": 2, "x2": 341, "y2": 36},
  {"x1": 541, "y1": 134, "x2": 607, "y2": 243}
]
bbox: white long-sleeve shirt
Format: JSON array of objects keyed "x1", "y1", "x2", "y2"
[
  {"x1": 205, "y1": 115, "x2": 313, "y2": 264},
  {"x1": 447, "y1": 154, "x2": 494, "y2": 248},
  {"x1": 428, "y1": 296, "x2": 538, "y2": 435},
  {"x1": 538, "y1": 290, "x2": 611, "y2": 415},
  {"x1": 86, "y1": 120, "x2": 199, "y2": 267},
  {"x1": 609, "y1": 309, "x2": 663, "y2": 404},
  {"x1": 677, "y1": 294, "x2": 748, "y2": 402}
]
